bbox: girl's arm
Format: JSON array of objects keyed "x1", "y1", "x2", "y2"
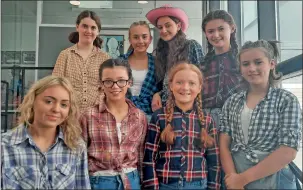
[
  {"x1": 75, "y1": 142, "x2": 92, "y2": 189},
  {"x1": 238, "y1": 146, "x2": 297, "y2": 185},
  {"x1": 205, "y1": 115, "x2": 221, "y2": 190},
  {"x1": 142, "y1": 111, "x2": 161, "y2": 190},
  {"x1": 219, "y1": 134, "x2": 237, "y2": 175},
  {"x1": 52, "y1": 51, "x2": 67, "y2": 77},
  {"x1": 138, "y1": 112, "x2": 148, "y2": 183},
  {"x1": 219, "y1": 97, "x2": 237, "y2": 175}
]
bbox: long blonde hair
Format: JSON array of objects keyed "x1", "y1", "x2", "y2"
[
  {"x1": 18, "y1": 75, "x2": 81, "y2": 150},
  {"x1": 160, "y1": 62, "x2": 214, "y2": 148}
]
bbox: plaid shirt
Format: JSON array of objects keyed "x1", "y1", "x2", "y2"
[
  {"x1": 119, "y1": 50, "x2": 159, "y2": 115},
  {"x1": 53, "y1": 44, "x2": 111, "y2": 111},
  {"x1": 160, "y1": 39, "x2": 204, "y2": 105},
  {"x1": 80, "y1": 96, "x2": 147, "y2": 189},
  {"x1": 220, "y1": 87, "x2": 302, "y2": 163},
  {"x1": 1, "y1": 124, "x2": 90, "y2": 189},
  {"x1": 143, "y1": 106, "x2": 221, "y2": 190},
  {"x1": 201, "y1": 51, "x2": 243, "y2": 108}
]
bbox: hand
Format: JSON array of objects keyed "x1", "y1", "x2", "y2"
[
  {"x1": 225, "y1": 173, "x2": 246, "y2": 189},
  {"x1": 152, "y1": 93, "x2": 162, "y2": 111}
]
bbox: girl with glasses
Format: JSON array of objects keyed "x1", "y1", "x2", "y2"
[{"x1": 80, "y1": 58, "x2": 148, "y2": 190}]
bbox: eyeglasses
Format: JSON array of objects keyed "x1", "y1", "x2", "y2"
[{"x1": 102, "y1": 79, "x2": 129, "y2": 88}]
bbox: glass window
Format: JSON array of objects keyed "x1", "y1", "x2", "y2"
[
  {"x1": 282, "y1": 72, "x2": 302, "y2": 171},
  {"x1": 241, "y1": 0, "x2": 258, "y2": 44},
  {"x1": 278, "y1": 1, "x2": 303, "y2": 62},
  {"x1": 1, "y1": 1, "x2": 37, "y2": 130}
]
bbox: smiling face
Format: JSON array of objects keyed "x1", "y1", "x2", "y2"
[
  {"x1": 170, "y1": 68, "x2": 202, "y2": 109},
  {"x1": 101, "y1": 66, "x2": 131, "y2": 103},
  {"x1": 157, "y1": 16, "x2": 181, "y2": 41},
  {"x1": 239, "y1": 48, "x2": 275, "y2": 88},
  {"x1": 76, "y1": 17, "x2": 99, "y2": 45},
  {"x1": 204, "y1": 19, "x2": 235, "y2": 53},
  {"x1": 32, "y1": 85, "x2": 70, "y2": 129},
  {"x1": 129, "y1": 25, "x2": 152, "y2": 53}
]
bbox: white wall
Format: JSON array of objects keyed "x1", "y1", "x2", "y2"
[
  {"x1": 1, "y1": 21, "x2": 36, "y2": 51},
  {"x1": 278, "y1": 1, "x2": 302, "y2": 61}
]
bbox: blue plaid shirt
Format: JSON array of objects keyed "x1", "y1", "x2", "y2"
[
  {"x1": 120, "y1": 50, "x2": 159, "y2": 115},
  {"x1": 220, "y1": 87, "x2": 302, "y2": 163},
  {"x1": 161, "y1": 39, "x2": 204, "y2": 105},
  {"x1": 1, "y1": 124, "x2": 91, "y2": 189}
]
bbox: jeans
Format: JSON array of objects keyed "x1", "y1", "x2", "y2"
[
  {"x1": 159, "y1": 179, "x2": 207, "y2": 190},
  {"x1": 231, "y1": 150, "x2": 296, "y2": 189},
  {"x1": 89, "y1": 170, "x2": 140, "y2": 190}
]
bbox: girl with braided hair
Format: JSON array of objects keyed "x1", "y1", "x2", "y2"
[
  {"x1": 143, "y1": 62, "x2": 221, "y2": 190},
  {"x1": 201, "y1": 10, "x2": 244, "y2": 129},
  {"x1": 220, "y1": 40, "x2": 301, "y2": 189}
]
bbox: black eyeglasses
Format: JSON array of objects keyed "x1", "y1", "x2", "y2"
[{"x1": 102, "y1": 79, "x2": 129, "y2": 88}]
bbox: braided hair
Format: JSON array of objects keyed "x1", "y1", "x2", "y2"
[
  {"x1": 160, "y1": 62, "x2": 214, "y2": 148},
  {"x1": 201, "y1": 10, "x2": 238, "y2": 71}
]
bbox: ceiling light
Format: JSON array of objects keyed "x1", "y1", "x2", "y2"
[
  {"x1": 138, "y1": 1, "x2": 148, "y2": 4},
  {"x1": 70, "y1": 1, "x2": 80, "y2": 6}
]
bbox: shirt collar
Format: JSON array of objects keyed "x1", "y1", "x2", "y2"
[
  {"x1": 173, "y1": 105, "x2": 196, "y2": 114},
  {"x1": 240, "y1": 86, "x2": 275, "y2": 100},
  {"x1": 96, "y1": 93, "x2": 139, "y2": 116},
  {"x1": 69, "y1": 44, "x2": 100, "y2": 53},
  {"x1": 11, "y1": 123, "x2": 64, "y2": 145},
  {"x1": 123, "y1": 49, "x2": 152, "y2": 60}
]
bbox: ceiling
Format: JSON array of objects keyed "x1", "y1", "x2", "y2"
[{"x1": 1, "y1": 1, "x2": 203, "y2": 23}]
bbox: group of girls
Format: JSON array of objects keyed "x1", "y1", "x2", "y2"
[{"x1": 1, "y1": 4, "x2": 301, "y2": 190}]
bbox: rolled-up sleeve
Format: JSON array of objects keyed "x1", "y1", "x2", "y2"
[{"x1": 278, "y1": 95, "x2": 302, "y2": 150}]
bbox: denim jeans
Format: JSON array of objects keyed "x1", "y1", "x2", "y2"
[
  {"x1": 159, "y1": 179, "x2": 207, "y2": 190},
  {"x1": 89, "y1": 170, "x2": 140, "y2": 190},
  {"x1": 231, "y1": 150, "x2": 296, "y2": 189}
]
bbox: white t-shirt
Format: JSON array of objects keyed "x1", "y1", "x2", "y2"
[
  {"x1": 116, "y1": 122, "x2": 122, "y2": 144},
  {"x1": 130, "y1": 69, "x2": 148, "y2": 96},
  {"x1": 241, "y1": 103, "x2": 253, "y2": 144}
]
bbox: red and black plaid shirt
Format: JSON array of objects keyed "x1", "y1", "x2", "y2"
[
  {"x1": 80, "y1": 96, "x2": 147, "y2": 189},
  {"x1": 143, "y1": 106, "x2": 221, "y2": 190},
  {"x1": 202, "y1": 52, "x2": 244, "y2": 108}
]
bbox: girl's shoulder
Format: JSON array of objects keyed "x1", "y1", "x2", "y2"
[
  {"x1": 270, "y1": 87, "x2": 300, "y2": 103},
  {"x1": 187, "y1": 39, "x2": 202, "y2": 49}
]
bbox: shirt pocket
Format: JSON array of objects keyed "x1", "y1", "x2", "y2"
[
  {"x1": 4, "y1": 166, "x2": 40, "y2": 189},
  {"x1": 49, "y1": 164, "x2": 76, "y2": 189}
]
